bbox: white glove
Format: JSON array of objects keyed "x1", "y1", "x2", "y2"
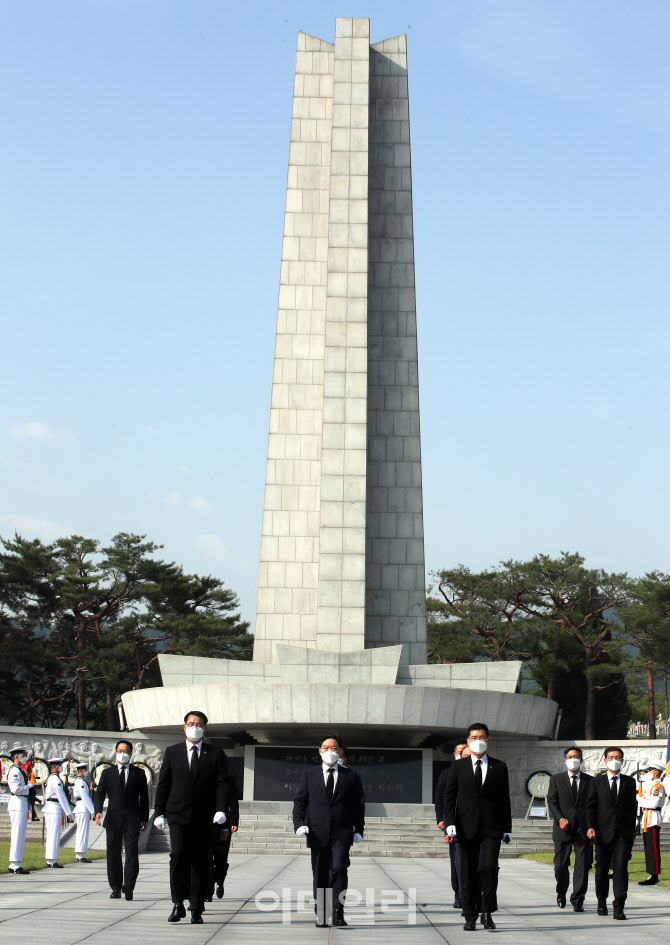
[
  {"x1": 213, "y1": 811, "x2": 227, "y2": 825},
  {"x1": 504, "y1": 833, "x2": 512, "y2": 842},
  {"x1": 353, "y1": 832, "x2": 363, "y2": 843},
  {"x1": 295, "y1": 825, "x2": 309, "y2": 836},
  {"x1": 446, "y1": 825, "x2": 457, "y2": 837},
  {"x1": 153, "y1": 815, "x2": 166, "y2": 830}
]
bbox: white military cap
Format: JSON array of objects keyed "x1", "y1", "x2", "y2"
[
  {"x1": 47, "y1": 756, "x2": 65, "y2": 765},
  {"x1": 10, "y1": 746, "x2": 30, "y2": 755},
  {"x1": 75, "y1": 761, "x2": 87, "y2": 769}
]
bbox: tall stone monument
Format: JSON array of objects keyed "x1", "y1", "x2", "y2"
[
  {"x1": 253, "y1": 16, "x2": 425, "y2": 668},
  {"x1": 122, "y1": 18, "x2": 558, "y2": 805}
]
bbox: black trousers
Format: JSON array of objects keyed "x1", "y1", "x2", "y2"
[
  {"x1": 594, "y1": 832, "x2": 633, "y2": 904},
  {"x1": 207, "y1": 828, "x2": 233, "y2": 896},
  {"x1": 105, "y1": 818, "x2": 141, "y2": 891},
  {"x1": 553, "y1": 832, "x2": 590, "y2": 903},
  {"x1": 449, "y1": 840, "x2": 461, "y2": 896},
  {"x1": 310, "y1": 840, "x2": 350, "y2": 919},
  {"x1": 168, "y1": 819, "x2": 214, "y2": 911},
  {"x1": 459, "y1": 833, "x2": 501, "y2": 919},
  {"x1": 643, "y1": 826, "x2": 662, "y2": 875}
]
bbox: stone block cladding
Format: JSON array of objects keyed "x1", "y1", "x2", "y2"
[{"x1": 253, "y1": 18, "x2": 426, "y2": 667}]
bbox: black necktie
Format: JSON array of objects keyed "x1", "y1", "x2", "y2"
[
  {"x1": 610, "y1": 776, "x2": 618, "y2": 803},
  {"x1": 191, "y1": 746, "x2": 199, "y2": 778},
  {"x1": 571, "y1": 777, "x2": 578, "y2": 801},
  {"x1": 326, "y1": 767, "x2": 334, "y2": 801},
  {"x1": 474, "y1": 760, "x2": 482, "y2": 793},
  {"x1": 120, "y1": 766, "x2": 126, "y2": 790}
]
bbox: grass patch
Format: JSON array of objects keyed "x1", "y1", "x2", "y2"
[
  {"x1": 521, "y1": 850, "x2": 670, "y2": 888},
  {"x1": 0, "y1": 841, "x2": 106, "y2": 873}
]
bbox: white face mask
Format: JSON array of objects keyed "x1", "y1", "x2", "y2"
[
  {"x1": 321, "y1": 749, "x2": 340, "y2": 766},
  {"x1": 116, "y1": 752, "x2": 130, "y2": 765},
  {"x1": 185, "y1": 725, "x2": 204, "y2": 742},
  {"x1": 565, "y1": 758, "x2": 581, "y2": 772},
  {"x1": 606, "y1": 758, "x2": 622, "y2": 772},
  {"x1": 469, "y1": 739, "x2": 488, "y2": 756}
]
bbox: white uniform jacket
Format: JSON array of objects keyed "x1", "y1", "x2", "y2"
[
  {"x1": 72, "y1": 777, "x2": 95, "y2": 815},
  {"x1": 7, "y1": 765, "x2": 30, "y2": 812},
  {"x1": 638, "y1": 776, "x2": 666, "y2": 830},
  {"x1": 43, "y1": 773, "x2": 73, "y2": 817}
]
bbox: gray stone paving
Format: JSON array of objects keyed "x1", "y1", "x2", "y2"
[{"x1": 1, "y1": 852, "x2": 669, "y2": 944}]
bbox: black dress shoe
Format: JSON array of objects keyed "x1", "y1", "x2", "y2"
[
  {"x1": 216, "y1": 885, "x2": 224, "y2": 899},
  {"x1": 613, "y1": 909, "x2": 627, "y2": 920},
  {"x1": 572, "y1": 902, "x2": 584, "y2": 912},
  {"x1": 168, "y1": 903, "x2": 186, "y2": 922},
  {"x1": 9, "y1": 867, "x2": 30, "y2": 875},
  {"x1": 638, "y1": 875, "x2": 659, "y2": 885},
  {"x1": 77, "y1": 858, "x2": 93, "y2": 864},
  {"x1": 191, "y1": 912, "x2": 203, "y2": 924},
  {"x1": 110, "y1": 889, "x2": 122, "y2": 899},
  {"x1": 482, "y1": 913, "x2": 496, "y2": 929},
  {"x1": 463, "y1": 919, "x2": 477, "y2": 931},
  {"x1": 122, "y1": 886, "x2": 133, "y2": 901},
  {"x1": 597, "y1": 901, "x2": 608, "y2": 916},
  {"x1": 48, "y1": 863, "x2": 64, "y2": 869},
  {"x1": 454, "y1": 897, "x2": 463, "y2": 909},
  {"x1": 332, "y1": 913, "x2": 347, "y2": 926},
  {"x1": 557, "y1": 895, "x2": 566, "y2": 908}
]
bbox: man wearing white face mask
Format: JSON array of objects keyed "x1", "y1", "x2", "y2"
[
  {"x1": 444, "y1": 723, "x2": 512, "y2": 931},
  {"x1": 547, "y1": 747, "x2": 596, "y2": 912},
  {"x1": 154, "y1": 711, "x2": 231, "y2": 925},
  {"x1": 293, "y1": 735, "x2": 365, "y2": 928},
  {"x1": 593, "y1": 746, "x2": 637, "y2": 920},
  {"x1": 94, "y1": 740, "x2": 149, "y2": 900}
]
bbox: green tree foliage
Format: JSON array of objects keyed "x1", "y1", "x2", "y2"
[
  {"x1": 619, "y1": 572, "x2": 670, "y2": 738},
  {"x1": 428, "y1": 553, "x2": 630, "y2": 739},
  {"x1": 0, "y1": 532, "x2": 252, "y2": 730}
]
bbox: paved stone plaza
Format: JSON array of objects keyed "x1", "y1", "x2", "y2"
[{"x1": 1, "y1": 852, "x2": 669, "y2": 944}]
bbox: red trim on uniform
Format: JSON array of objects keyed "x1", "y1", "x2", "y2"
[{"x1": 653, "y1": 826, "x2": 660, "y2": 873}]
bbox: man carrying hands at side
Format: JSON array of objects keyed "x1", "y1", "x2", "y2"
[{"x1": 547, "y1": 746, "x2": 596, "y2": 912}]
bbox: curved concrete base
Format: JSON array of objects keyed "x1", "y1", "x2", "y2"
[{"x1": 121, "y1": 681, "x2": 557, "y2": 746}]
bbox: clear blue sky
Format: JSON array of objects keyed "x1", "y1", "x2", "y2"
[{"x1": 2, "y1": 1, "x2": 669, "y2": 629}]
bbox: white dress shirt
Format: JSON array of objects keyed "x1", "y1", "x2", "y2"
[
  {"x1": 568, "y1": 772, "x2": 580, "y2": 794},
  {"x1": 471, "y1": 752, "x2": 489, "y2": 785},
  {"x1": 323, "y1": 762, "x2": 338, "y2": 794},
  {"x1": 608, "y1": 773, "x2": 620, "y2": 792},
  {"x1": 117, "y1": 762, "x2": 129, "y2": 781},
  {"x1": 186, "y1": 740, "x2": 203, "y2": 768}
]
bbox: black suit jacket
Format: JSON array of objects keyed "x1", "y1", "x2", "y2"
[
  {"x1": 593, "y1": 772, "x2": 638, "y2": 845},
  {"x1": 94, "y1": 764, "x2": 149, "y2": 829},
  {"x1": 443, "y1": 756, "x2": 512, "y2": 841},
  {"x1": 154, "y1": 741, "x2": 230, "y2": 827},
  {"x1": 547, "y1": 770, "x2": 596, "y2": 842},
  {"x1": 293, "y1": 764, "x2": 365, "y2": 849},
  {"x1": 434, "y1": 766, "x2": 450, "y2": 825}
]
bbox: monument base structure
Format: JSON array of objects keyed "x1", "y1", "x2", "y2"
[{"x1": 122, "y1": 17, "x2": 559, "y2": 808}]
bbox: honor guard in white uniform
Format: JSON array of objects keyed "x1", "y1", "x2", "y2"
[
  {"x1": 637, "y1": 762, "x2": 666, "y2": 886},
  {"x1": 7, "y1": 746, "x2": 31, "y2": 874},
  {"x1": 72, "y1": 761, "x2": 95, "y2": 862},
  {"x1": 43, "y1": 757, "x2": 73, "y2": 868}
]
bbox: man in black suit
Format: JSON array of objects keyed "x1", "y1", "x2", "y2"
[
  {"x1": 293, "y1": 735, "x2": 365, "y2": 928},
  {"x1": 94, "y1": 739, "x2": 149, "y2": 900},
  {"x1": 547, "y1": 746, "x2": 597, "y2": 912},
  {"x1": 593, "y1": 745, "x2": 638, "y2": 920},
  {"x1": 444, "y1": 722, "x2": 512, "y2": 931},
  {"x1": 435, "y1": 740, "x2": 467, "y2": 909},
  {"x1": 153, "y1": 710, "x2": 230, "y2": 925}
]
